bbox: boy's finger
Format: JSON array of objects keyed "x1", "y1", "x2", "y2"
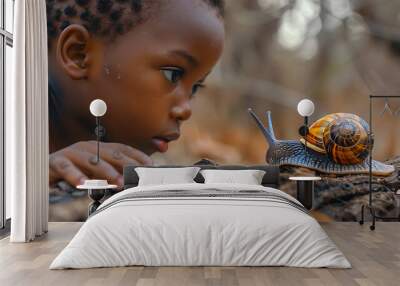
[
  {"x1": 78, "y1": 141, "x2": 153, "y2": 166},
  {"x1": 49, "y1": 156, "x2": 88, "y2": 187},
  {"x1": 66, "y1": 150, "x2": 123, "y2": 186},
  {"x1": 119, "y1": 144, "x2": 153, "y2": 166},
  {"x1": 94, "y1": 149, "x2": 146, "y2": 173}
]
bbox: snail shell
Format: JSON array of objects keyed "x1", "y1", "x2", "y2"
[{"x1": 300, "y1": 113, "x2": 372, "y2": 165}]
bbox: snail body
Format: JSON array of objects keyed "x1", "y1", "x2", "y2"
[{"x1": 248, "y1": 109, "x2": 394, "y2": 176}]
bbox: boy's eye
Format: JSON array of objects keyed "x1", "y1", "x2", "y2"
[{"x1": 161, "y1": 68, "x2": 184, "y2": 84}]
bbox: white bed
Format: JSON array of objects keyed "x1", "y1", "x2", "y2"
[{"x1": 50, "y1": 183, "x2": 351, "y2": 269}]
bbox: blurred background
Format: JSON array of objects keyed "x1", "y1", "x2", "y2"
[
  {"x1": 155, "y1": 0, "x2": 400, "y2": 165},
  {"x1": 50, "y1": 0, "x2": 400, "y2": 222}
]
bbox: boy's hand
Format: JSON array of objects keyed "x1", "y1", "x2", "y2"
[{"x1": 49, "y1": 141, "x2": 153, "y2": 188}]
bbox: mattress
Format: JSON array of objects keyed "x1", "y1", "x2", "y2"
[{"x1": 50, "y1": 183, "x2": 351, "y2": 269}]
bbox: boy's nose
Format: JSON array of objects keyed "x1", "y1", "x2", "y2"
[{"x1": 170, "y1": 101, "x2": 192, "y2": 122}]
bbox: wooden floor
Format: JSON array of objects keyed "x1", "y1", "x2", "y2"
[{"x1": 0, "y1": 222, "x2": 399, "y2": 286}]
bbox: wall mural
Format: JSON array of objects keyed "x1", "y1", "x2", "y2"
[{"x1": 47, "y1": 0, "x2": 400, "y2": 222}]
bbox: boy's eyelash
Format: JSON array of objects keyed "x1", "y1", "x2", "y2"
[
  {"x1": 191, "y1": 83, "x2": 206, "y2": 98},
  {"x1": 196, "y1": 83, "x2": 205, "y2": 88},
  {"x1": 194, "y1": 83, "x2": 206, "y2": 90}
]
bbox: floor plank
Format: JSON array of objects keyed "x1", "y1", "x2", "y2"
[{"x1": 0, "y1": 222, "x2": 399, "y2": 286}]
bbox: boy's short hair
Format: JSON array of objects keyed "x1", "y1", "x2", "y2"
[{"x1": 46, "y1": 0, "x2": 225, "y2": 42}]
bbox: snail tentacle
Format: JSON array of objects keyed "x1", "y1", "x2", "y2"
[
  {"x1": 265, "y1": 111, "x2": 276, "y2": 141},
  {"x1": 248, "y1": 108, "x2": 276, "y2": 146}
]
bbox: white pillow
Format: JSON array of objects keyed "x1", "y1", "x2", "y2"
[
  {"x1": 135, "y1": 167, "x2": 201, "y2": 186},
  {"x1": 200, "y1": 169, "x2": 266, "y2": 185}
]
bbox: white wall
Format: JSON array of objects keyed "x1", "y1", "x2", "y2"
[{"x1": 5, "y1": 0, "x2": 15, "y2": 220}]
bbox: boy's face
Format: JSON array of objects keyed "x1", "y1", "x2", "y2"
[{"x1": 56, "y1": 0, "x2": 225, "y2": 155}]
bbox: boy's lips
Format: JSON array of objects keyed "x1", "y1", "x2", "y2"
[{"x1": 151, "y1": 133, "x2": 180, "y2": 153}]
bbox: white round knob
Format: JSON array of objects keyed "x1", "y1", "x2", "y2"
[
  {"x1": 90, "y1": 99, "x2": 107, "y2": 117},
  {"x1": 297, "y1": 99, "x2": 315, "y2": 117}
]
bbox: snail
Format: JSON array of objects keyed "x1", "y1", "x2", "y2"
[{"x1": 248, "y1": 109, "x2": 395, "y2": 176}]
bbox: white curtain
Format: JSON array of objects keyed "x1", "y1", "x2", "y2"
[{"x1": 7, "y1": 0, "x2": 49, "y2": 242}]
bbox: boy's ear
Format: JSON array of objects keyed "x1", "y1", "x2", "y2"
[{"x1": 56, "y1": 24, "x2": 91, "y2": 80}]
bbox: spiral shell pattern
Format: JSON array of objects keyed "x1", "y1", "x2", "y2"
[{"x1": 304, "y1": 113, "x2": 372, "y2": 165}]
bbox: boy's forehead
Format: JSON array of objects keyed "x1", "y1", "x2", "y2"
[
  {"x1": 140, "y1": 0, "x2": 224, "y2": 45},
  {"x1": 108, "y1": 1, "x2": 224, "y2": 61}
]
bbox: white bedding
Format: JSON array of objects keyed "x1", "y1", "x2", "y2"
[{"x1": 50, "y1": 183, "x2": 351, "y2": 269}]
